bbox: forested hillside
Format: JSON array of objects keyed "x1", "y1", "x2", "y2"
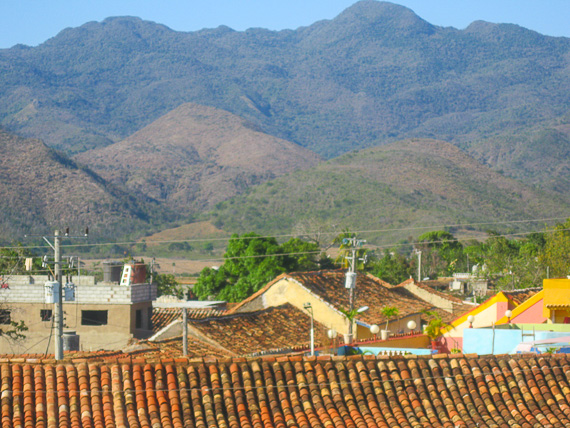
[{"x1": 209, "y1": 139, "x2": 570, "y2": 244}]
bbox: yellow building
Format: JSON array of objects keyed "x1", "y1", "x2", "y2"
[{"x1": 543, "y1": 278, "x2": 570, "y2": 323}]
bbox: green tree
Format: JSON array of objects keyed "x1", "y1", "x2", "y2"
[
  {"x1": 0, "y1": 245, "x2": 33, "y2": 341},
  {"x1": 333, "y1": 231, "x2": 367, "y2": 270},
  {"x1": 0, "y1": 245, "x2": 43, "y2": 275},
  {"x1": 381, "y1": 306, "x2": 399, "y2": 331},
  {"x1": 368, "y1": 250, "x2": 410, "y2": 284},
  {"x1": 540, "y1": 218, "x2": 570, "y2": 277},
  {"x1": 416, "y1": 230, "x2": 464, "y2": 278},
  {"x1": 155, "y1": 273, "x2": 185, "y2": 299},
  {"x1": 193, "y1": 233, "x2": 320, "y2": 302},
  {"x1": 482, "y1": 232, "x2": 546, "y2": 289},
  {"x1": 423, "y1": 310, "x2": 449, "y2": 343}
]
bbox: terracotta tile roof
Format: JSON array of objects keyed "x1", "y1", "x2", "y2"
[
  {"x1": 187, "y1": 303, "x2": 326, "y2": 355},
  {"x1": 422, "y1": 277, "x2": 454, "y2": 289},
  {"x1": 395, "y1": 277, "x2": 474, "y2": 319},
  {"x1": 503, "y1": 287, "x2": 543, "y2": 305},
  {"x1": 0, "y1": 353, "x2": 569, "y2": 427},
  {"x1": 134, "y1": 336, "x2": 234, "y2": 360},
  {"x1": 151, "y1": 307, "x2": 231, "y2": 332},
  {"x1": 416, "y1": 280, "x2": 464, "y2": 303},
  {"x1": 241, "y1": 270, "x2": 443, "y2": 326},
  {"x1": 420, "y1": 307, "x2": 458, "y2": 324}
]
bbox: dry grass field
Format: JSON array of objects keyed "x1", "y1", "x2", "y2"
[{"x1": 139, "y1": 221, "x2": 229, "y2": 246}]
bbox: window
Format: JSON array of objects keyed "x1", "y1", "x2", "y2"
[
  {"x1": 0, "y1": 310, "x2": 10, "y2": 324},
  {"x1": 40, "y1": 309, "x2": 52, "y2": 322},
  {"x1": 135, "y1": 309, "x2": 142, "y2": 329},
  {"x1": 147, "y1": 307, "x2": 153, "y2": 330},
  {"x1": 81, "y1": 310, "x2": 108, "y2": 326}
]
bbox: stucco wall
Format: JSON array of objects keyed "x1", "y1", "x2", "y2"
[
  {"x1": 463, "y1": 326, "x2": 570, "y2": 354},
  {"x1": 236, "y1": 279, "x2": 354, "y2": 336},
  {"x1": 512, "y1": 298, "x2": 546, "y2": 324},
  {"x1": 445, "y1": 298, "x2": 509, "y2": 341},
  {"x1": 356, "y1": 313, "x2": 422, "y2": 340},
  {"x1": 0, "y1": 301, "x2": 152, "y2": 354},
  {"x1": 403, "y1": 283, "x2": 455, "y2": 313}
]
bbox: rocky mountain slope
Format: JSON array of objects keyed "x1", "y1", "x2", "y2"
[
  {"x1": 0, "y1": 128, "x2": 169, "y2": 241},
  {"x1": 75, "y1": 103, "x2": 321, "y2": 212},
  {"x1": 0, "y1": 1, "x2": 569, "y2": 197}
]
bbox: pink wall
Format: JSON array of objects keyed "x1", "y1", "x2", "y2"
[
  {"x1": 441, "y1": 336, "x2": 462, "y2": 353},
  {"x1": 511, "y1": 298, "x2": 546, "y2": 324},
  {"x1": 496, "y1": 301, "x2": 510, "y2": 318}
]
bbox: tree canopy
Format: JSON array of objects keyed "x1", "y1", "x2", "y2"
[{"x1": 192, "y1": 233, "x2": 321, "y2": 302}]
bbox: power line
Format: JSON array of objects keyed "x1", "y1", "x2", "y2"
[
  {"x1": 1, "y1": 215, "x2": 567, "y2": 251},
  {"x1": 0, "y1": 226, "x2": 568, "y2": 267}
]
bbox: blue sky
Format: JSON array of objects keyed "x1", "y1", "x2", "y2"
[{"x1": 1, "y1": 0, "x2": 569, "y2": 49}]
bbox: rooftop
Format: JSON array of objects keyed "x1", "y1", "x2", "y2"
[
  {"x1": 234, "y1": 270, "x2": 467, "y2": 326},
  {"x1": 186, "y1": 303, "x2": 325, "y2": 355},
  {"x1": 503, "y1": 287, "x2": 543, "y2": 305},
  {"x1": 151, "y1": 307, "x2": 231, "y2": 332},
  {"x1": 0, "y1": 353, "x2": 568, "y2": 427}
]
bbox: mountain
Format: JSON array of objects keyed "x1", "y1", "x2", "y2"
[
  {"x1": 75, "y1": 103, "x2": 321, "y2": 212},
  {"x1": 0, "y1": 128, "x2": 170, "y2": 242},
  {"x1": 208, "y1": 139, "x2": 570, "y2": 243},
  {"x1": 0, "y1": 1, "x2": 569, "y2": 198}
]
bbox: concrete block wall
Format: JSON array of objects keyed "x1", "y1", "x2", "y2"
[
  {"x1": 69, "y1": 276, "x2": 96, "y2": 286},
  {"x1": 0, "y1": 275, "x2": 49, "y2": 304},
  {"x1": 1, "y1": 275, "x2": 155, "y2": 304},
  {"x1": 131, "y1": 283, "x2": 157, "y2": 303},
  {"x1": 75, "y1": 284, "x2": 132, "y2": 304}
]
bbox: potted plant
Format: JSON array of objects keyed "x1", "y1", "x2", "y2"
[
  {"x1": 423, "y1": 310, "x2": 449, "y2": 351},
  {"x1": 339, "y1": 307, "x2": 358, "y2": 343},
  {"x1": 380, "y1": 306, "x2": 399, "y2": 340}
]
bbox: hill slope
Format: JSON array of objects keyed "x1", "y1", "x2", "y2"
[
  {"x1": 0, "y1": 1, "x2": 569, "y2": 197},
  {"x1": 75, "y1": 103, "x2": 321, "y2": 212},
  {"x1": 209, "y1": 139, "x2": 570, "y2": 243},
  {"x1": 0, "y1": 129, "x2": 169, "y2": 241}
]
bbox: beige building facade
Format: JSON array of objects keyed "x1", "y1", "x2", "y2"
[{"x1": 0, "y1": 269, "x2": 156, "y2": 354}]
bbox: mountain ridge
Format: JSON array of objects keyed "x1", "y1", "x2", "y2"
[
  {"x1": 0, "y1": 0, "x2": 569, "y2": 228},
  {"x1": 75, "y1": 103, "x2": 321, "y2": 212}
]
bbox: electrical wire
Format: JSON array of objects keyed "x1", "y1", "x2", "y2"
[
  {"x1": 1, "y1": 215, "x2": 568, "y2": 251},
  {"x1": 0, "y1": 226, "x2": 568, "y2": 269}
]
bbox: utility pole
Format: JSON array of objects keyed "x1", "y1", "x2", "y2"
[
  {"x1": 344, "y1": 236, "x2": 366, "y2": 340},
  {"x1": 415, "y1": 250, "x2": 422, "y2": 282},
  {"x1": 27, "y1": 227, "x2": 88, "y2": 360},
  {"x1": 182, "y1": 307, "x2": 188, "y2": 356},
  {"x1": 53, "y1": 230, "x2": 63, "y2": 360}
]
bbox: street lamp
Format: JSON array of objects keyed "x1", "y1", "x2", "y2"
[
  {"x1": 505, "y1": 309, "x2": 512, "y2": 324},
  {"x1": 304, "y1": 303, "x2": 315, "y2": 356},
  {"x1": 407, "y1": 320, "x2": 417, "y2": 332},
  {"x1": 327, "y1": 328, "x2": 337, "y2": 355},
  {"x1": 467, "y1": 315, "x2": 475, "y2": 328},
  {"x1": 370, "y1": 324, "x2": 380, "y2": 338}
]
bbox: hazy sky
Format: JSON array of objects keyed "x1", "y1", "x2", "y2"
[{"x1": 1, "y1": 0, "x2": 569, "y2": 49}]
